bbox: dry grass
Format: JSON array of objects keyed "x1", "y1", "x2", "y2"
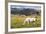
[{"x1": 11, "y1": 15, "x2": 41, "y2": 28}]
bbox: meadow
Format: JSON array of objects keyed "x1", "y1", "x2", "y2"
[{"x1": 11, "y1": 15, "x2": 41, "y2": 28}]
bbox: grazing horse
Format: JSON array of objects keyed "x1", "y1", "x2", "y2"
[{"x1": 23, "y1": 17, "x2": 36, "y2": 25}]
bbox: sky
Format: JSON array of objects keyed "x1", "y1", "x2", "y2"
[{"x1": 11, "y1": 5, "x2": 41, "y2": 10}]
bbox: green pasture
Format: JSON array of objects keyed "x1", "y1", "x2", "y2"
[{"x1": 11, "y1": 15, "x2": 41, "y2": 28}]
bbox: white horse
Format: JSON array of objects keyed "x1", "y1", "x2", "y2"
[{"x1": 23, "y1": 17, "x2": 36, "y2": 25}]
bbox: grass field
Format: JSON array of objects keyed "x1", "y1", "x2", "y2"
[{"x1": 11, "y1": 15, "x2": 41, "y2": 28}]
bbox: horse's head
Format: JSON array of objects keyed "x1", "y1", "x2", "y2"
[{"x1": 32, "y1": 18, "x2": 36, "y2": 21}]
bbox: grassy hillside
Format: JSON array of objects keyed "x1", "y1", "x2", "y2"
[{"x1": 11, "y1": 15, "x2": 41, "y2": 28}]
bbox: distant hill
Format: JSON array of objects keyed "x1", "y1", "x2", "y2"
[{"x1": 11, "y1": 8, "x2": 41, "y2": 16}]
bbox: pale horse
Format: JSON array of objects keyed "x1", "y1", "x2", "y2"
[{"x1": 23, "y1": 17, "x2": 36, "y2": 25}]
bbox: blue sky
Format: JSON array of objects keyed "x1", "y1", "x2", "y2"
[{"x1": 11, "y1": 5, "x2": 41, "y2": 10}]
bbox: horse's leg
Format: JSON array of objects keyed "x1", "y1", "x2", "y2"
[
  {"x1": 23, "y1": 21, "x2": 26, "y2": 25},
  {"x1": 27, "y1": 20, "x2": 29, "y2": 24}
]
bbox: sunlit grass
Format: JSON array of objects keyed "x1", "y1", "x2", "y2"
[{"x1": 11, "y1": 15, "x2": 41, "y2": 28}]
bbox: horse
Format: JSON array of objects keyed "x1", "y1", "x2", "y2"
[{"x1": 23, "y1": 17, "x2": 36, "y2": 25}]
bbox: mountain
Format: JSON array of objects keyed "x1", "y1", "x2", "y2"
[{"x1": 11, "y1": 8, "x2": 41, "y2": 16}]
